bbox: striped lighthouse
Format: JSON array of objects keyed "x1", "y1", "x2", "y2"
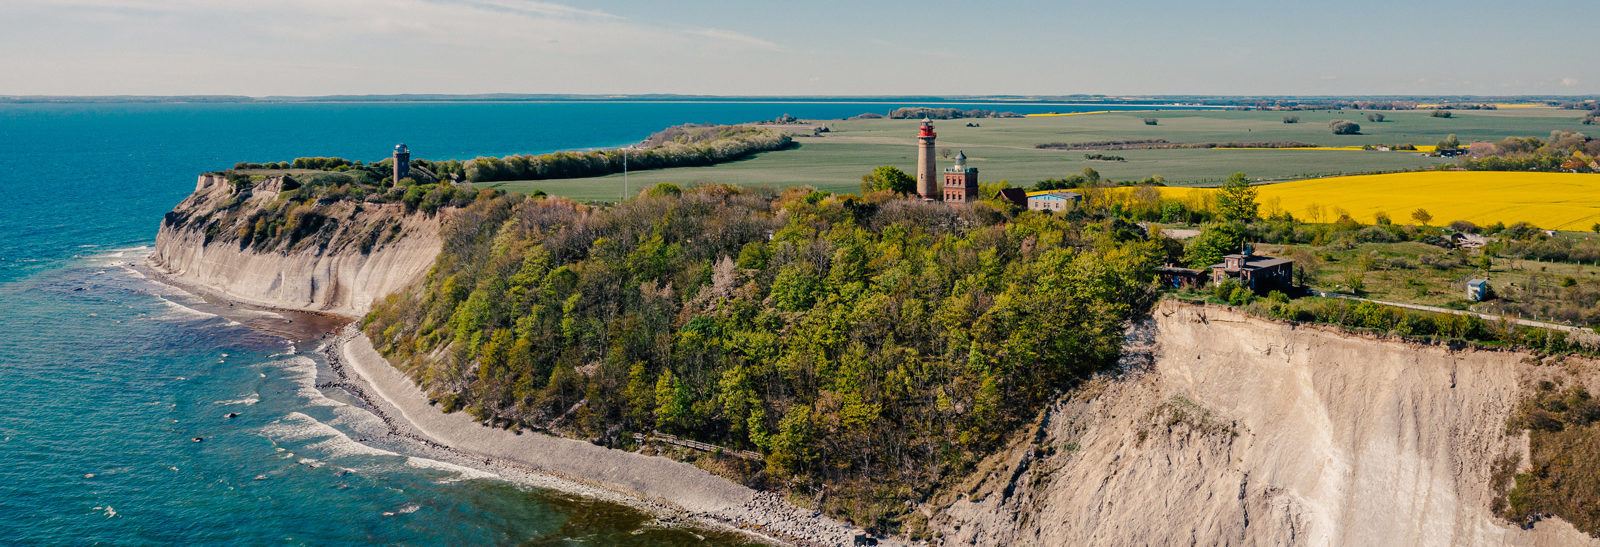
[{"x1": 915, "y1": 118, "x2": 940, "y2": 200}]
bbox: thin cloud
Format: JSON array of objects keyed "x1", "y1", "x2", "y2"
[
  {"x1": 452, "y1": 0, "x2": 620, "y2": 19},
  {"x1": 687, "y1": 28, "x2": 780, "y2": 51}
]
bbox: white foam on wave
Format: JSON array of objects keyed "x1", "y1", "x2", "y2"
[
  {"x1": 405, "y1": 456, "x2": 497, "y2": 483},
  {"x1": 272, "y1": 356, "x2": 340, "y2": 406},
  {"x1": 153, "y1": 295, "x2": 220, "y2": 321},
  {"x1": 261, "y1": 412, "x2": 398, "y2": 463},
  {"x1": 80, "y1": 245, "x2": 152, "y2": 269},
  {"x1": 214, "y1": 394, "x2": 260, "y2": 406}
]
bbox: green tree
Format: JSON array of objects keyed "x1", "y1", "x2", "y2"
[
  {"x1": 1437, "y1": 134, "x2": 1461, "y2": 151},
  {"x1": 1215, "y1": 172, "x2": 1259, "y2": 224},
  {"x1": 859, "y1": 166, "x2": 916, "y2": 194},
  {"x1": 653, "y1": 368, "x2": 692, "y2": 432},
  {"x1": 1081, "y1": 167, "x2": 1101, "y2": 184},
  {"x1": 1411, "y1": 208, "x2": 1434, "y2": 226},
  {"x1": 1330, "y1": 120, "x2": 1361, "y2": 135},
  {"x1": 1184, "y1": 222, "x2": 1246, "y2": 268}
]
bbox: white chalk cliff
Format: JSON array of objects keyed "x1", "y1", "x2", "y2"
[
  {"x1": 933, "y1": 300, "x2": 1597, "y2": 546},
  {"x1": 152, "y1": 174, "x2": 441, "y2": 316}
]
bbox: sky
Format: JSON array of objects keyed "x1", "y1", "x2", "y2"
[{"x1": 3, "y1": 0, "x2": 1596, "y2": 97}]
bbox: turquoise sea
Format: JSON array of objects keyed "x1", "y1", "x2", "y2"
[{"x1": 0, "y1": 100, "x2": 1166, "y2": 544}]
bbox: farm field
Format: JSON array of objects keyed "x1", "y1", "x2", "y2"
[
  {"x1": 1162, "y1": 171, "x2": 1600, "y2": 231},
  {"x1": 483, "y1": 107, "x2": 1593, "y2": 199}
]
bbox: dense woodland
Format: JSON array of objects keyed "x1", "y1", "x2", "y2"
[
  {"x1": 462, "y1": 125, "x2": 793, "y2": 183},
  {"x1": 361, "y1": 185, "x2": 1161, "y2": 532}
]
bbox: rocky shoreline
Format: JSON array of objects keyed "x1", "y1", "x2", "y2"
[{"x1": 320, "y1": 324, "x2": 881, "y2": 547}]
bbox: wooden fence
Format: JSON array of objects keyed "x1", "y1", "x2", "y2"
[{"x1": 635, "y1": 430, "x2": 762, "y2": 461}]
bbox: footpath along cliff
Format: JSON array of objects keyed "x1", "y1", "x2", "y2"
[
  {"x1": 151, "y1": 173, "x2": 441, "y2": 316},
  {"x1": 932, "y1": 300, "x2": 1598, "y2": 546}
]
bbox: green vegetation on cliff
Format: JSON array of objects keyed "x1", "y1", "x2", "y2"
[
  {"x1": 362, "y1": 185, "x2": 1161, "y2": 532},
  {"x1": 1502, "y1": 379, "x2": 1600, "y2": 535}
]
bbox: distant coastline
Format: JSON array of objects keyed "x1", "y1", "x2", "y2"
[{"x1": 3, "y1": 93, "x2": 1592, "y2": 105}]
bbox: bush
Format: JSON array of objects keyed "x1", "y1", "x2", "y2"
[
  {"x1": 1366, "y1": 113, "x2": 1386, "y2": 122},
  {"x1": 1354, "y1": 225, "x2": 1400, "y2": 243},
  {"x1": 1282, "y1": 115, "x2": 1300, "y2": 124},
  {"x1": 1431, "y1": 110, "x2": 1453, "y2": 118},
  {"x1": 1329, "y1": 120, "x2": 1362, "y2": 135},
  {"x1": 1143, "y1": 118, "x2": 1159, "y2": 126}
]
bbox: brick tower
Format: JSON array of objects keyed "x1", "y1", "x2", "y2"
[
  {"x1": 915, "y1": 118, "x2": 940, "y2": 200},
  {"x1": 392, "y1": 143, "x2": 410, "y2": 186},
  {"x1": 943, "y1": 150, "x2": 979, "y2": 202}
]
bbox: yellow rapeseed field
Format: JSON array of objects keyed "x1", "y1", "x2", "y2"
[{"x1": 1159, "y1": 171, "x2": 1600, "y2": 231}]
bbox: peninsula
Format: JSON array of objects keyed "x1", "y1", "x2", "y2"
[{"x1": 151, "y1": 105, "x2": 1600, "y2": 545}]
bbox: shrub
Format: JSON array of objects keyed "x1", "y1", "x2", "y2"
[
  {"x1": 1354, "y1": 225, "x2": 1400, "y2": 243},
  {"x1": 1282, "y1": 115, "x2": 1300, "y2": 124},
  {"x1": 1143, "y1": 118, "x2": 1159, "y2": 126},
  {"x1": 1329, "y1": 120, "x2": 1361, "y2": 135},
  {"x1": 1431, "y1": 110, "x2": 1453, "y2": 118},
  {"x1": 1366, "y1": 113, "x2": 1386, "y2": 122}
]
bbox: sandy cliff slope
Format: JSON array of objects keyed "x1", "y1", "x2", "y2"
[
  {"x1": 933, "y1": 300, "x2": 1597, "y2": 546},
  {"x1": 151, "y1": 174, "x2": 441, "y2": 316}
]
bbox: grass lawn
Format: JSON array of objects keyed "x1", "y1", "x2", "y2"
[
  {"x1": 483, "y1": 107, "x2": 1593, "y2": 200},
  {"x1": 1257, "y1": 238, "x2": 1600, "y2": 326}
]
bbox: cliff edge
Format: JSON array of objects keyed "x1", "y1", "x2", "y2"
[
  {"x1": 151, "y1": 173, "x2": 442, "y2": 316},
  {"x1": 931, "y1": 300, "x2": 1598, "y2": 546}
]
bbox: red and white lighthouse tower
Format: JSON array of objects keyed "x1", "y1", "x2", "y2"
[{"x1": 915, "y1": 118, "x2": 940, "y2": 200}]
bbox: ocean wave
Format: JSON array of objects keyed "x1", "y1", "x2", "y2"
[
  {"x1": 214, "y1": 394, "x2": 260, "y2": 406},
  {"x1": 382, "y1": 503, "x2": 422, "y2": 516},
  {"x1": 153, "y1": 295, "x2": 219, "y2": 321},
  {"x1": 262, "y1": 412, "x2": 399, "y2": 461},
  {"x1": 272, "y1": 356, "x2": 339, "y2": 406},
  {"x1": 405, "y1": 456, "x2": 497, "y2": 483},
  {"x1": 79, "y1": 245, "x2": 152, "y2": 268}
]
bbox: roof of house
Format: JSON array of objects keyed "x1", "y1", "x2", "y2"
[
  {"x1": 1468, "y1": 279, "x2": 1488, "y2": 288},
  {"x1": 1027, "y1": 191, "x2": 1083, "y2": 200},
  {"x1": 995, "y1": 188, "x2": 1028, "y2": 202},
  {"x1": 1211, "y1": 254, "x2": 1293, "y2": 271}
]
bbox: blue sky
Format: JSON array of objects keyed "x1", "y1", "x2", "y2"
[{"x1": 3, "y1": 0, "x2": 1595, "y2": 96}]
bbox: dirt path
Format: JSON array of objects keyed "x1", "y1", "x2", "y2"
[{"x1": 1309, "y1": 289, "x2": 1600, "y2": 342}]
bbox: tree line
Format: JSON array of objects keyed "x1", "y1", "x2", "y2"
[{"x1": 462, "y1": 125, "x2": 793, "y2": 183}]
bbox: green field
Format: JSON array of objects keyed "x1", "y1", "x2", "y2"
[{"x1": 484, "y1": 107, "x2": 1593, "y2": 200}]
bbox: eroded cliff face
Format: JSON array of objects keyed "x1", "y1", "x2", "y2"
[
  {"x1": 151, "y1": 174, "x2": 442, "y2": 317},
  {"x1": 933, "y1": 300, "x2": 1598, "y2": 546}
]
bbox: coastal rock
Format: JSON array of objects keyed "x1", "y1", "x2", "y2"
[
  {"x1": 151, "y1": 174, "x2": 442, "y2": 316},
  {"x1": 931, "y1": 300, "x2": 1598, "y2": 546}
]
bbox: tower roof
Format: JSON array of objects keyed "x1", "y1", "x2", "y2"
[
  {"x1": 395, "y1": 143, "x2": 409, "y2": 154},
  {"x1": 917, "y1": 118, "x2": 936, "y2": 138}
]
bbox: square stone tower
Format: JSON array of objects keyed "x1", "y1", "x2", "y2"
[{"x1": 943, "y1": 151, "x2": 979, "y2": 202}]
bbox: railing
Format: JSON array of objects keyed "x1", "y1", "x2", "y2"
[{"x1": 635, "y1": 430, "x2": 762, "y2": 461}]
